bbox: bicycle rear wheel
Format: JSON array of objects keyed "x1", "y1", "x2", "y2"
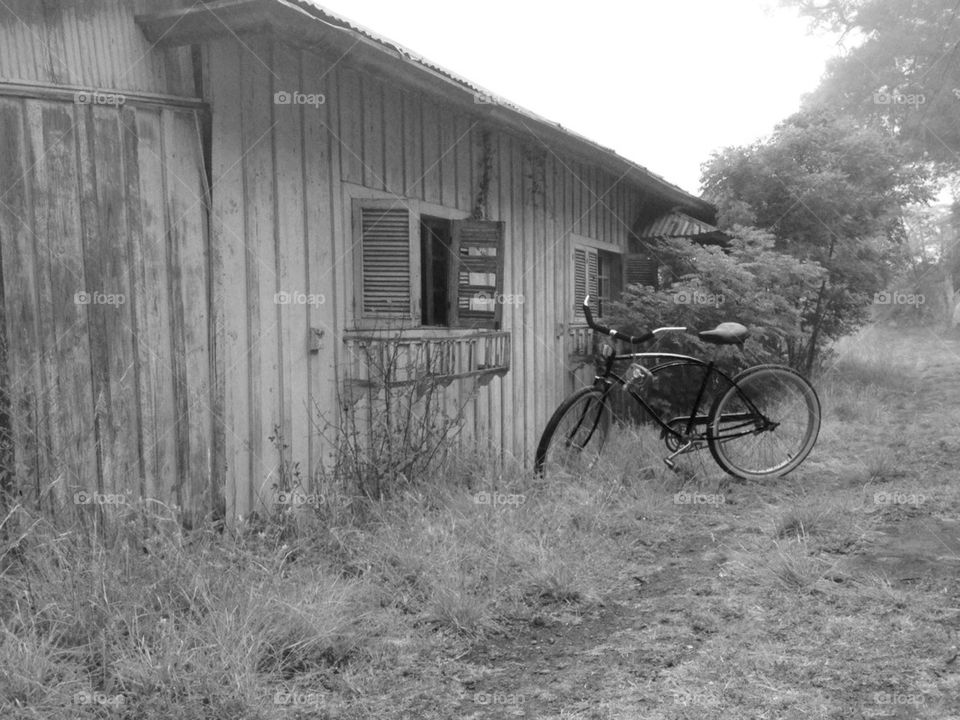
[
  {"x1": 534, "y1": 388, "x2": 611, "y2": 475},
  {"x1": 708, "y1": 365, "x2": 820, "y2": 480}
]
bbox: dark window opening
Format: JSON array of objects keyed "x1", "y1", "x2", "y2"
[
  {"x1": 575, "y1": 247, "x2": 622, "y2": 320},
  {"x1": 420, "y1": 216, "x2": 452, "y2": 326},
  {"x1": 597, "y1": 249, "x2": 622, "y2": 317}
]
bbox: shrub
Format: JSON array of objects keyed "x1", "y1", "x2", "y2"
[{"x1": 610, "y1": 227, "x2": 826, "y2": 373}]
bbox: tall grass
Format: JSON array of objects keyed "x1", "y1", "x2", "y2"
[
  {"x1": 5, "y1": 323, "x2": 958, "y2": 719},
  {"x1": 0, "y1": 428, "x2": 678, "y2": 719}
]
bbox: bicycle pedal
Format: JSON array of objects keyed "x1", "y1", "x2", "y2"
[{"x1": 663, "y1": 457, "x2": 677, "y2": 471}]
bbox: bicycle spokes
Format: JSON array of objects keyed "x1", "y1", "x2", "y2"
[
  {"x1": 535, "y1": 389, "x2": 612, "y2": 474},
  {"x1": 708, "y1": 366, "x2": 820, "y2": 479}
]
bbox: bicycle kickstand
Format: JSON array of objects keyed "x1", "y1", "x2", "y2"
[{"x1": 663, "y1": 441, "x2": 694, "y2": 472}]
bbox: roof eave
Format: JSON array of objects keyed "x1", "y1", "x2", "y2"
[{"x1": 137, "y1": 0, "x2": 713, "y2": 218}]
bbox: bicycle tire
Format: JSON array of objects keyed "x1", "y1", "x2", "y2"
[
  {"x1": 707, "y1": 364, "x2": 821, "y2": 480},
  {"x1": 534, "y1": 387, "x2": 611, "y2": 476}
]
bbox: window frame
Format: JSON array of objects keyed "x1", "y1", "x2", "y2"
[
  {"x1": 571, "y1": 236, "x2": 622, "y2": 322},
  {"x1": 347, "y1": 184, "x2": 485, "y2": 331}
]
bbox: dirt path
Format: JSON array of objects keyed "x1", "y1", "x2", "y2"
[
  {"x1": 437, "y1": 326, "x2": 960, "y2": 720},
  {"x1": 452, "y1": 524, "x2": 735, "y2": 719}
]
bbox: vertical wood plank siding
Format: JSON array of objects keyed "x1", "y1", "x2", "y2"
[
  {"x1": 207, "y1": 37, "x2": 650, "y2": 510},
  {"x1": 0, "y1": 3, "x2": 667, "y2": 520},
  {"x1": 0, "y1": 0, "x2": 196, "y2": 97},
  {"x1": 0, "y1": 96, "x2": 211, "y2": 521}
]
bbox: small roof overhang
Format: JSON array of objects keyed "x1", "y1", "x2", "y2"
[{"x1": 636, "y1": 210, "x2": 730, "y2": 247}]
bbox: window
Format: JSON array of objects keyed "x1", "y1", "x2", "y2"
[
  {"x1": 420, "y1": 216, "x2": 451, "y2": 326},
  {"x1": 625, "y1": 251, "x2": 659, "y2": 290},
  {"x1": 354, "y1": 198, "x2": 505, "y2": 329},
  {"x1": 574, "y1": 246, "x2": 622, "y2": 320}
]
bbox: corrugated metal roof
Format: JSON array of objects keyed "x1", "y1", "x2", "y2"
[
  {"x1": 283, "y1": 0, "x2": 705, "y2": 207},
  {"x1": 287, "y1": 1, "x2": 515, "y2": 105},
  {"x1": 637, "y1": 211, "x2": 719, "y2": 238}
]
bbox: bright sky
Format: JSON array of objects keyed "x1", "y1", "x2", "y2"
[{"x1": 316, "y1": 0, "x2": 845, "y2": 196}]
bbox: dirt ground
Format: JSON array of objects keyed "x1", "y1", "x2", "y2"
[{"x1": 420, "y1": 326, "x2": 960, "y2": 720}]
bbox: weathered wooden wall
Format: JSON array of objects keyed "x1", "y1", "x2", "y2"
[
  {"x1": 206, "y1": 35, "x2": 650, "y2": 521},
  {"x1": 0, "y1": 1, "x2": 689, "y2": 523},
  {"x1": 0, "y1": 0, "x2": 197, "y2": 97},
  {"x1": 0, "y1": 96, "x2": 212, "y2": 521},
  {"x1": 0, "y1": 0, "x2": 212, "y2": 522}
]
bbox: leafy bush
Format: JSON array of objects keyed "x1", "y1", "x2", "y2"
[{"x1": 609, "y1": 226, "x2": 826, "y2": 372}]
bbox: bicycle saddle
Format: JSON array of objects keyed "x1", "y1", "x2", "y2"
[{"x1": 698, "y1": 322, "x2": 749, "y2": 345}]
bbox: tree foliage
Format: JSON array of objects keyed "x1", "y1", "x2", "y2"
[
  {"x1": 700, "y1": 108, "x2": 932, "y2": 370},
  {"x1": 784, "y1": 0, "x2": 960, "y2": 171},
  {"x1": 610, "y1": 227, "x2": 826, "y2": 372}
]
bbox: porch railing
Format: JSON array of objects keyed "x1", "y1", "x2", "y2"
[{"x1": 342, "y1": 331, "x2": 511, "y2": 391}]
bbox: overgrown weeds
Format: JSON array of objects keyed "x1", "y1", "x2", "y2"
[{"x1": 5, "y1": 324, "x2": 960, "y2": 718}]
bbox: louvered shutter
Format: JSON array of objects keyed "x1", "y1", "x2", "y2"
[
  {"x1": 357, "y1": 201, "x2": 415, "y2": 316},
  {"x1": 625, "y1": 252, "x2": 659, "y2": 290},
  {"x1": 449, "y1": 220, "x2": 505, "y2": 329},
  {"x1": 574, "y1": 247, "x2": 598, "y2": 319}
]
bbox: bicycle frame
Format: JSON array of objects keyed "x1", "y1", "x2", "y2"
[
  {"x1": 537, "y1": 297, "x2": 818, "y2": 479},
  {"x1": 592, "y1": 349, "x2": 772, "y2": 443}
]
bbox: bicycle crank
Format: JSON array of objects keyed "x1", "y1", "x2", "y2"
[{"x1": 663, "y1": 441, "x2": 695, "y2": 471}]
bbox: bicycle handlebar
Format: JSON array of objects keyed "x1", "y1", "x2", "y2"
[{"x1": 582, "y1": 296, "x2": 654, "y2": 345}]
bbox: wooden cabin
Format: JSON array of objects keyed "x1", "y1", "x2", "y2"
[{"x1": 0, "y1": 0, "x2": 716, "y2": 524}]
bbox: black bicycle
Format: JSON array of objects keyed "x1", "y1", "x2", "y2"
[{"x1": 535, "y1": 298, "x2": 821, "y2": 480}]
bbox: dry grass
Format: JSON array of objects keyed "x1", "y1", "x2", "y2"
[{"x1": 3, "y1": 324, "x2": 960, "y2": 719}]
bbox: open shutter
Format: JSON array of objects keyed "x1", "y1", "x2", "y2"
[
  {"x1": 356, "y1": 200, "x2": 416, "y2": 317},
  {"x1": 625, "y1": 252, "x2": 659, "y2": 290},
  {"x1": 574, "y1": 247, "x2": 598, "y2": 319},
  {"x1": 449, "y1": 219, "x2": 504, "y2": 329}
]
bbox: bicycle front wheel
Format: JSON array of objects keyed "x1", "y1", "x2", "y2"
[
  {"x1": 534, "y1": 388, "x2": 611, "y2": 476},
  {"x1": 708, "y1": 365, "x2": 820, "y2": 480}
]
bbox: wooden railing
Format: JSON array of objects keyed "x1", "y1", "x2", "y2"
[{"x1": 342, "y1": 331, "x2": 511, "y2": 390}]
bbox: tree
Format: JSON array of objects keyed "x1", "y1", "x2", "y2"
[
  {"x1": 701, "y1": 108, "x2": 932, "y2": 371},
  {"x1": 896, "y1": 202, "x2": 960, "y2": 325},
  {"x1": 784, "y1": 0, "x2": 960, "y2": 172}
]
